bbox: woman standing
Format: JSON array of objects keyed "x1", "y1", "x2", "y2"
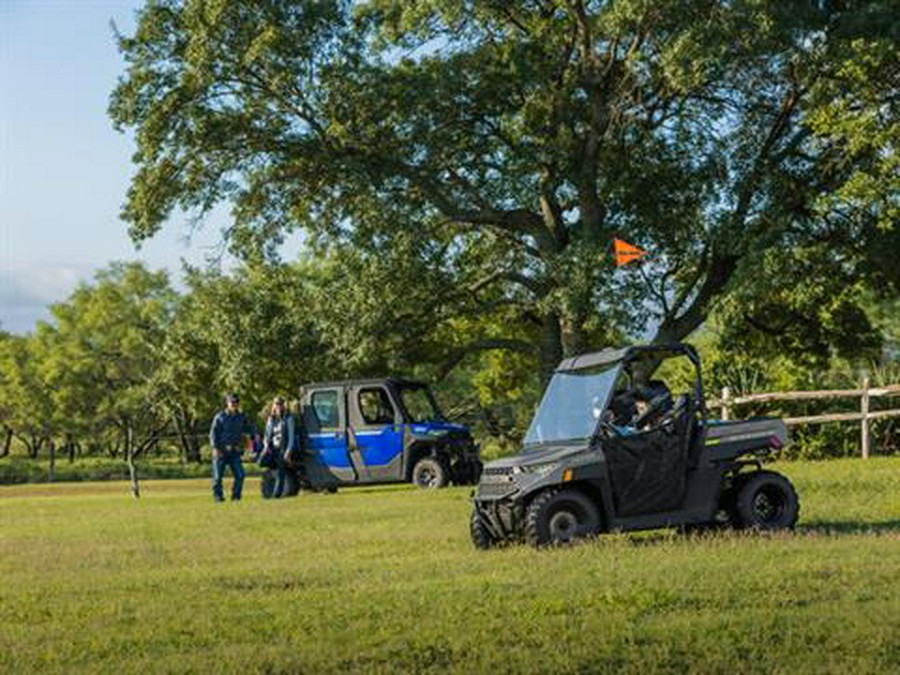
[{"x1": 263, "y1": 396, "x2": 296, "y2": 499}]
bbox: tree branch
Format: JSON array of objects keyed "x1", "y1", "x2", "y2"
[
  {"x1": 653, "y1": 82, "x2": 804, "y2": 343},
  {"x1": 437, "y1": 338, "x2": 539, "y2": 380}
]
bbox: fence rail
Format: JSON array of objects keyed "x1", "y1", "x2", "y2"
[{"x1": 708, "y1": 378, "x2": 900, "y2": 459}]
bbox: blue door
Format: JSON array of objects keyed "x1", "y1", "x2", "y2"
[
  {"x1": 309, "y1": 428, "x2": 350, "y2": 470},
  {"x1": 352, "y1": 386, "x2": 405, "y2": 481},
  {"x1": 305, "y1": 388, "x2": 356, "y2": 483}
]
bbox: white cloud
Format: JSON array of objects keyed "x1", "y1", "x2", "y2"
[{"x1": 0, "y1": 262, "x2": 94, "y2": 334}]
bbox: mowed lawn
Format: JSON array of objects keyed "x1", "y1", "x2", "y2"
[{"x1": 1, "y1": 459, "x2": 899, "y2": 674}]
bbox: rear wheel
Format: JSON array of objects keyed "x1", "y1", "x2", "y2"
[
  {"x1": 525, "y1": 488, "x2": 600, "y2": 547},
  {"x1": 260, "y1": 469, "x2": 276, "y2": 499},
  {"x1": 282, "y1": 471, "x2": 301, "y2": 497},
  {"x1": 411, "y1": 457, "x2": 448, "y2": 489},
  {"x1": 470, "y1": 509, "x2": 498, "y2": 549},
  {"x1": 734, "y1": 471, "x2": 799, "y2": 531}
]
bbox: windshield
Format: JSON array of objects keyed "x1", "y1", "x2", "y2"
[
  {"x1": 523, "y1": 364, "x2": 620, "y2": 447},
  {"x1": 398, "y1": 385, "x2": 444, "y2": 423}
]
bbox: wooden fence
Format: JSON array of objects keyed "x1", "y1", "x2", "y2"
[{"x1": 708, "y1": 379, "x2": 900, "y2": 459}]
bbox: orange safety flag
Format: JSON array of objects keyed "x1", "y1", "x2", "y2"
[{"x1": 612, "y1": 238, "x2": 648, "y2": 267}]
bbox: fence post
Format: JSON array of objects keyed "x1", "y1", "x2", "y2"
[
  {"x1": 721, "y1": 386, "x2": 731, "y2": 421},
  {"x1": 861, "y1": 376, "x2": 870, "y2": 460}
]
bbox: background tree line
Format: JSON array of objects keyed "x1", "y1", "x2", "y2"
[{"x1": 1, "y1": 255, "x2": 898, "y2": 483}]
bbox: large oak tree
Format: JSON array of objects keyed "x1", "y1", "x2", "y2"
[{"x1": 111, "y1": 0, "x2": 898, "y2": 379}]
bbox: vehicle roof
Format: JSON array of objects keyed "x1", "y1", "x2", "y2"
[
  {"x1": 300, "y1": 377, "x2": 428, "y2": 390},
  {"x1": 555, "y1": 342, "x2": 698, "y2": 372}
]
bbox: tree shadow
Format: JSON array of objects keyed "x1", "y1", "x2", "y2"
[
  {"x1": 611, "y1": 520, "x2": 900, "y2": 548},
  {"x1": 797, "y1": 519, "x2": 900, "y2": 536}
]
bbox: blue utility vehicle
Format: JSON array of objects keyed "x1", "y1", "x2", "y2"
[{"x1": 263, "y1": 378, "x2": 481, "y2": 497}]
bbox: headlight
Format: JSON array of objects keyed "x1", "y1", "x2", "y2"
[{"x1": 512, "y1": 462, "x2": 559, "y2": 476}]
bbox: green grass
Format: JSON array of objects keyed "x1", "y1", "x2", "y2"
[{"x1": 1, "y1": 458, "x2": 899, "y2": 674}]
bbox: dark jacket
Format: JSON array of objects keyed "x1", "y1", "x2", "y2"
[{"x1": 210, "y1": 411, "x2": 255, "y2": 452}]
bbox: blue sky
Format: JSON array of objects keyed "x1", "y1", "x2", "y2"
[{"x1": 0, "y1": 0, "x2": 236, "y2": 334}]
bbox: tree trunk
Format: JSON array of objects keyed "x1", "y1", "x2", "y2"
[
  {"x1": 188, "y1": 434, "x2": 202, "y2": 464},
  {"x1": 25, "y1": 435, "x2": 40, "y2": 459},
  {"x1": 0, "y1": 426, "x2": 12, "y2": 458},
  {"x1": 175, "y1": 411, "x2": 203, "y2": 464},
  {"x1": 561, "y1": 314, "x2": 589, "y2": 359},
  {"x1": 107, "y1": 439, "x2": 120, "y2": 459},
  {"x1": 68, "y1": 442, "x2": 76, "y2": 463},
  {"x1": 48, "y1": 440, "x2": 56, "y2": 482},
  {"x1": 173, "y1": 413, "x2": 187, "y2": 463},
  {"x1": 125, "y1": 423, "x2": 140, "y2": 499},
  {"x1": 539, "y1": 312, "x2": 564, "y2": 385}
]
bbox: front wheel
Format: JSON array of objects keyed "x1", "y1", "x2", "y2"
[
  {"x1": 734, "y1": 471, "x2": 799, "y2": 531},
  {"x1": 525, "y1": 488, "x2": 600, "y2": 547},
  {"x1": 470, "y1": 509, "x2": 498, "y2": 550},
  {"x1": 411, "y1": 457, "x2": 448, "y2": 489}
]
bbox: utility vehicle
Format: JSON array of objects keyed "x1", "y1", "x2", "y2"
[
  {"x1": 262, "y1": 378, "x2": 481, "y2": 497},
  {"x1": 470, "y1": 343, "x2": 799, "y2": 548}
]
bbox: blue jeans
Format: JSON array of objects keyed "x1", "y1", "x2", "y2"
[{"x1": 212, "y1": 450, "x2": 245, "y2": 501}]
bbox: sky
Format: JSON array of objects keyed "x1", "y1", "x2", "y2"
[{"x1": 0, "y1": 0, "x2": 238, "y2": 334}]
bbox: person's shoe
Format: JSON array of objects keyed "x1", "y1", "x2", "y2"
[{"x1": 214, "y1": 497, "x2": 225, "y2": 503}]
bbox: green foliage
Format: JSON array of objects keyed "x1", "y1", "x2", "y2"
[
  {"x1": 1, "y1": 264, "x2": 186, "y2": 470},
  {"x1": 0, "y1": 333, "x2": 50, "y2": 452},
  {"x1": 172, "y1": 263, "x2": 335, "y2": 417},
  {"x1": 4, "y1": 258, "x2": 899, "y2": 475},
  {"x1": 46, "y1": 263, "x2": 176, "y2": 437},
  {"x1": 715, "y1": 244, "x2": 883, "y2": 369},
  {"x1": 1, "y1": 459, "x2": 899, "y2": 673},
  {"x1": 690, "y1": 306, "x2": 900, "y2": 460},
  {"x1": 109, "y1": 0, "x2": 900, "y2": 382}
]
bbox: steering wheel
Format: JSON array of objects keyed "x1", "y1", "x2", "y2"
[
  {"x1": 597, "y1": 419, "x2": 626, "y2": 438},
  {"x1": 656, "y1": 394, "x2": 689, "y2": 429}
]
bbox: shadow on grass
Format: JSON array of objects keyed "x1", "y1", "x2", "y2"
[
  {"x1": 618, "y1": 520, "x2": 900, "y2": 547},
  {"x1": 797, "y1": 519, "x2": 900, "y2": 535}
]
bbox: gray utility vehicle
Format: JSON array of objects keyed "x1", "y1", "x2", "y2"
[
  {"x1": 470, "y1": 343, "x2": 799, "y2": 548},
  {"x1": 264, "y1": 377, "x2": 481, "y2": 497}
]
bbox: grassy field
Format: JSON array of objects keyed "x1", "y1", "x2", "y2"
[{"x1": 1, "y1": 458, "x2": 899, "y2": 674}]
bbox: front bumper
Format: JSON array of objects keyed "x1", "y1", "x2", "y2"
[
  {"x1": 472, "y1": 467, "x2": 529, "y2": 539},
  {"x1": 473, "y1": 497, "x2": 523, "y2": 541}
]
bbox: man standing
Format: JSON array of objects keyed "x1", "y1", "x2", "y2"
[{"x1": 209, "y1": 393, "x2": 255, "y2": 502}]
